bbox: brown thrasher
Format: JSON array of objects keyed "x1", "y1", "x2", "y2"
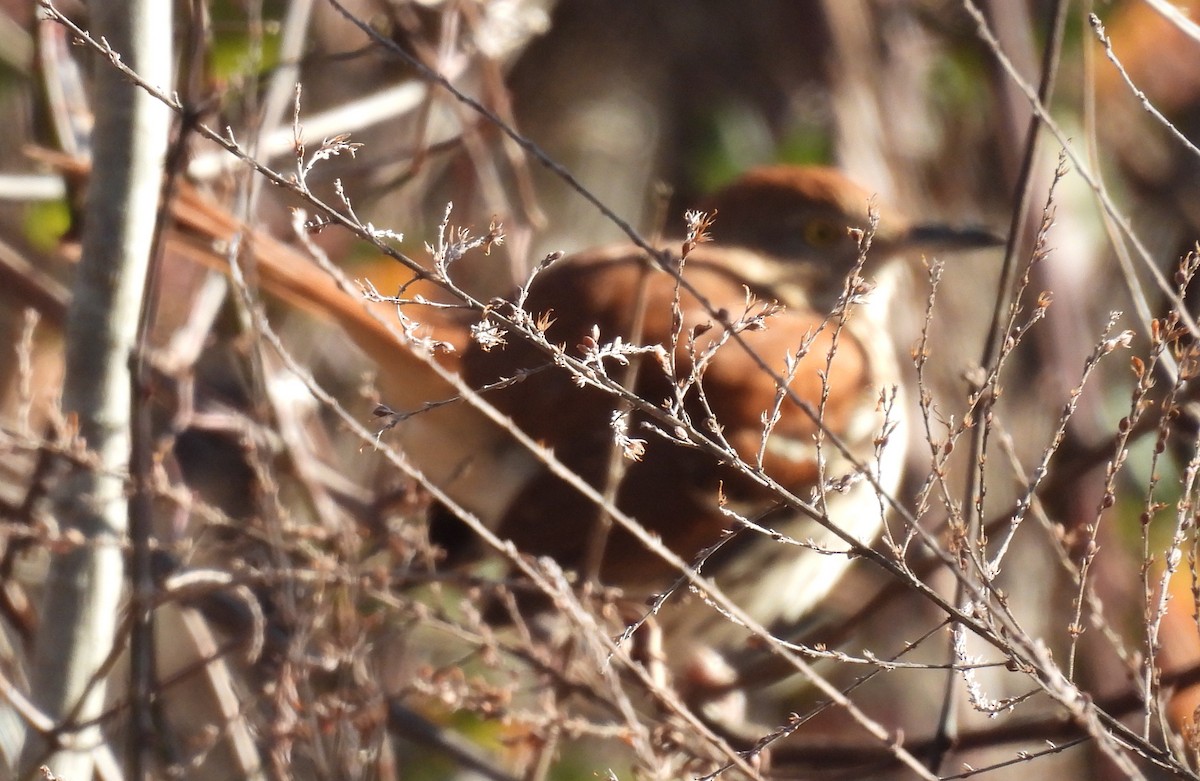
[
  {"x1": 167, "y1": 164, "x2": 999, "y2": 669},
  {"x1": 446, "y1": 167, "x2": 1000, "y2": 642}
]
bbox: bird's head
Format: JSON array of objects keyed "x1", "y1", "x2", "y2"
[{"x1": 702, "y1": 165, "x2": 1002, "y2": 310}]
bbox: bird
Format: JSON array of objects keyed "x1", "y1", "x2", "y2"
[
  {"x1": 164, "y1": 163, "x2": 1000, "y2": 683},
  {"x1": 446, "y1": 167, "x2": 1001, "y2": 642}
]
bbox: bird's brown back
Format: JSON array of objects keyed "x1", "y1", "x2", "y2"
[{"x1": 465, "y1": 245, "x2": 876, "y2": 584}]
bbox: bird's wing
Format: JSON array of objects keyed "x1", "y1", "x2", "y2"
[
  {"x1": 464, "y1": 245, "x2": 878, "y2": 582},
  {"x1": 515, "y1": 244, "x2": 876, "y2": 480}
]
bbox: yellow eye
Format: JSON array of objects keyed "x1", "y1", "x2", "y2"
[{"x1": 804, "y1": 218, "x2": 843, "y2": 247}]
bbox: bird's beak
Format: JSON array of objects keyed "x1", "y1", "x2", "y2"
[{"x1": 893, "y1": 223, "x2": 1006, "y2": 254}]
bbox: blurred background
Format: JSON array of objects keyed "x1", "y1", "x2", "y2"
[{"x1": 0, "y1": 0, "x2": 1199, "y2": 779}]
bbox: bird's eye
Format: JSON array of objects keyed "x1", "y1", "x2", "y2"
[{"x1": 803, "y1": 218, "x2": 843, "y2": 248}]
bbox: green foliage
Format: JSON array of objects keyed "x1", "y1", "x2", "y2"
[
  {"x1": 208, "y1": 0, "x2": 285, "y2": 83},
  {"x1": 23, "y1": 198, "x2": 71, "y2": 252},
  {"x1": 776, "y1": 122, "x2": 834, "y2": 168},
  {"x1": 927, "y1": 45, "x2": 989, "y2": 117}
]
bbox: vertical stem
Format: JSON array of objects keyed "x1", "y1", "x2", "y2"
[{"x1": 22, "y1": 1, "x2": 172, "y2": 778}]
